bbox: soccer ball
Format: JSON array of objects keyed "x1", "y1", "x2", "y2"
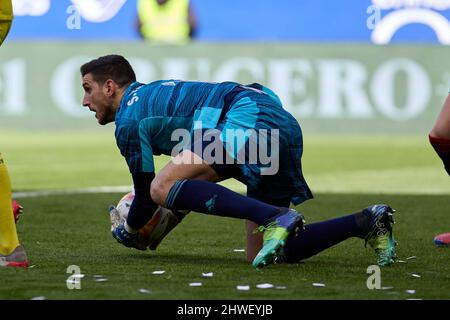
[
  {"x1": 116, "y1": 191, "x2": 134, "y2": 221},
  {"x1": 114, "y1": 192, "x2": 175, "y2": 249}
]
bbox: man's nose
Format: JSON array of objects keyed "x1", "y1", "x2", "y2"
[{"x1": 82, "y1": 95, "x2": 90, "y2": 107}]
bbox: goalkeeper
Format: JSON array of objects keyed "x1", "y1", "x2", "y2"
[{"x1": 80, "y1": 55, "x2": 397, "y2": 268}]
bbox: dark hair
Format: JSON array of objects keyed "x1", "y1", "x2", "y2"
[{"x1": 80, "y1": 55, "x2": 136, "y2": 88}]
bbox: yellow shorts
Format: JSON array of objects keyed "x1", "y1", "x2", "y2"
[{"x1": 0, "y1": 0, "x2": 13, "y2": 46}]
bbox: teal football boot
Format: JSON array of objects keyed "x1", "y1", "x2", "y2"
[
  {"x1": 252, "y1": 208, "x2": 305, "y2": 268},
  {"x1": 363, "y1": 204, "x2": 397, "y2": 266}
]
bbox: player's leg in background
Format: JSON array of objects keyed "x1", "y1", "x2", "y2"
[
  {"x1": 429, "y1": 93, "x2": 450, "y2": 175},
  {"x1": 0, "y1": 154, "x2": 28, "y2": 267},
  {"x1": 0, "y1": 154, "x2": 19, "y2": 255}
]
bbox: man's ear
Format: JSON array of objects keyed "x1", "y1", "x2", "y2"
[{"x1": 104, "y1": 79, "x2": 117, "y2": 97}]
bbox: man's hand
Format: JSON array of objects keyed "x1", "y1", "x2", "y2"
[
  {"x1": 12, "y1": 200, "x2": 23, "y2": 224},
  {"x1": 108, "y1": 205, "x2": 124, "y2": 231},
  {"x1": 111, "y1": 223, "x2": 148, "y2": 251},
  {"x1": 109, "y1": 206, "x2": 147, "y2": 250},
  {"x1": 108, "y1": 204, "x2": 187, "y2": 251}
]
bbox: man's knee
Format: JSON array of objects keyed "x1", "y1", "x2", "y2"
[
  {"x1": 429, "y1": 127, "x2": 447, "y2": 140},
  {"x1": 150, "y1": 177, "x2": 174, "y2": 206}
]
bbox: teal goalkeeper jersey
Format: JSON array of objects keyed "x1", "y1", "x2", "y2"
[{"x1": 115, "y1": 80, "x2": 241, "y2": 174}]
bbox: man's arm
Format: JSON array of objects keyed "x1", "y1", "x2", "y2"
[
  {"x1": 110, "y1": 171, "x2": 158, "y2": 250},
  {"x1": 125, "y1": 171, "x2": 158, "y2": 231},
  {"x1": 114, "y1": 116, "x2": 188, "y2": 249}
]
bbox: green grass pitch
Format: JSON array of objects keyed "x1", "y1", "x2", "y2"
[{"x1": 1, "y1": 130, "x2": 449, "y2": 300}]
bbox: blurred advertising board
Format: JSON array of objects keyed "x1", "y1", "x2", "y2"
[{"x1": 0, "y1": 43, "x2": 448, "y2": 133}]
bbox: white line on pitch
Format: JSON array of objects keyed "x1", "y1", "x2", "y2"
[{"x1": 12, "y1": 186, "x2": 132, "y2": 198}]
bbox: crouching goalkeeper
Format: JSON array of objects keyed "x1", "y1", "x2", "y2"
[{"x1": 81, "y1": 55, "x2": 397, "y2": 268}]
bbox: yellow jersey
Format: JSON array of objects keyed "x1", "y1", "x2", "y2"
[
  {"x1": 0, "y1": 0, "x2": 13, "y2": 46},
  {"x1": 137, "y1": 0, "x2": 190, "y2": 44}
]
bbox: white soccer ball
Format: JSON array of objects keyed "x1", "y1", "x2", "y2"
[
  {"x1": 115, "y1": 192, "x2": 173, "y2": 247},
  {"x1": 116, "y1": 191, "x2": 135, "y2": 221}
]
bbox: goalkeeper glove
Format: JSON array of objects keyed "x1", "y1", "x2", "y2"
[{"x1": 112, "y1": 223, "x2": 147, "y2": 251}]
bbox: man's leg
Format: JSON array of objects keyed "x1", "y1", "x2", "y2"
[
  {"x1": 247, "y1": 202, "x2": 397, "y2": 267},
  {"x1": 281, "y1": 204, "x2": 397, "y2": 267},
  {"x1": 0, "y1": 154, "x2": 28, "y2": 267},
  {"x1": 152, "y1": 150, "x2": 285, "y2": 225},
  {"x1": 151, "y1": 150, "x2": 304, "y2": 267},
  {"x1": 429, "y1": 94, "x2": 450, "y2": 175}
]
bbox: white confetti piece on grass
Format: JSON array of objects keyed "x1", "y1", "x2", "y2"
[
  {"x1": 381, "y1": 286, "x2": 394, "y2": 290},
  {"x1": 256, "y1": 283, "x2": 274, "y2": 289},
  {"x1": 189, "y1": 282, "x2": 202, "y2": 287},
  {"x1": 411, "y1": 273, "x2": 421, "y2": 278},
  {"x1": 312, "y1": 283, "x2": 326, "y2": 287},
  {"x1": 406, "y1": 256, "x2": 417, "y2": 260},
  {"x1": 66, "y1": 279, "x2": 81, "y2": 285},
  {"x1": 202, "y1": 272, "x2": 213, "y2": 277},
  {"x1": 95, "y1": 278, "x2": 108, "y2": 282},
  {"x1": 406, "y1": 290, "x2": 416, "y2": 294},
  {"x1": 31, "y1": 296, "x2": 46, "y2": 300},
  {"x1": 398, "y1": 260, "x2": 407, "y2": 263},
  {"x1": 233, "y1": 249, "x2": 245, "y2": 252},
  {"x1": 237, "y1": 285, "x2": 250, "y2": 291},
  {"x1": 139, "y1": 288, "x2": 151, "y2": 294},
  {"x1": 28, "y1": 265, "x2": 36, "y2": 268},
  {"x1": 152, "y1": 270, "x2": 165, "y2": 275}
]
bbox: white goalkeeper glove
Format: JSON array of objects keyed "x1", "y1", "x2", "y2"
[{"x1": 108, "y1": 205, "x2": 188, "y2": 250}]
